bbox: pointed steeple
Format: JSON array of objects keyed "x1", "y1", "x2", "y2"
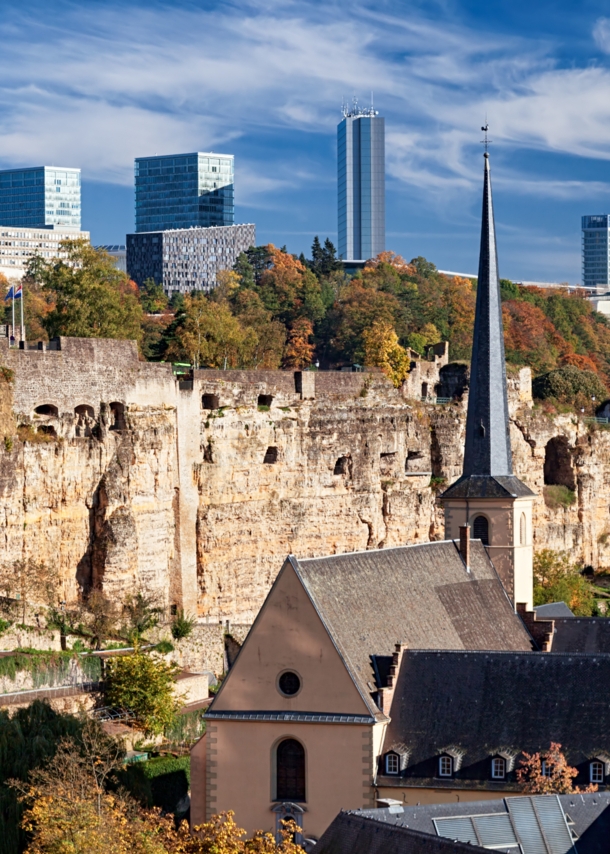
[{"x1": 442, "y1": 151, "x2": 533, "y2": 500}]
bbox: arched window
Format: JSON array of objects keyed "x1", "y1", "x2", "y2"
[
  {"x1": 276, "y1": 739, "x2": 305, "y2": 801},
  {"x1": 520, "y1": 513, "x2": 527, "y2": 546},
  {"x1": 473, "y1": 515, "x2": 489, "y2": 546}
]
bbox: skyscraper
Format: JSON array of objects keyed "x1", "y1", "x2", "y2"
[
  {"x1": 582, "y1": 215, "x2": 610, "y2": 291},
  {"x1": 0, "y1": 166, "x2": 81, "y2": 230},
  {"x1": 337, "y1": 102, "x2": 385, "y2": 261},
  {"x1": 135, "y1": 152, "x2": 234, "y2": 233}
]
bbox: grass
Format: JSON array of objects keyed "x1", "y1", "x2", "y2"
[
  {"x1": 543, "y1": 484, "x2": 576, "y2": 510},
  {"x1": 257, "y1": 404, "x2": 270, "y2": 412},
  {"x1": 17, "y1": 425, "x2": 55, "y2": 444}
]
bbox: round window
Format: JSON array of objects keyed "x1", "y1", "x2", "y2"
[{"x1": 278, "y1": 671, "x2": 301, "y2": 696}]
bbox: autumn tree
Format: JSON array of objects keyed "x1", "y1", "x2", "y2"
[
  {"x1": 26, "y1": 241, "x2": 143, "y2": 343},
  {"x1": 533, "y1": 550, "x2": 597, "y2": 616},
  {"x1": 0, "y1": 558, "x2": 59, "y2": 623},
  {"x1": 516, "y1": 742, "x2": 596, "y2": 794},
  {"x1": 283, "y1": 318, "x2": 315, "y2": 369},
  {"x1": 362, "y1": 320, "x2": 410, "y2": 387},
  {"x1": 166, "y1": 294, "x2": 255, "y2": 369}
]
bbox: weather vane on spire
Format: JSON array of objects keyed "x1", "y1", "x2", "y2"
[{"x1": 481, "y1": 122, "x2": 491, "y2": 155}]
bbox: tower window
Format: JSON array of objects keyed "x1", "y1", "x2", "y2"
[
  {"x1": 473, "y1": 515, "x2": 489, "y2": 546},
  {"x1": 520, "y1": 512, "x2": 527, "y2": 546},
  {"x1": 276, "y1": 739, "x2": 305, "y2": 801}
]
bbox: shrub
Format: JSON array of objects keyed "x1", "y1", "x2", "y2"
[
  {"x1": 533, "y1": 365, "x2": 608, "y2": 413},
  {"x1": 118, "y1": 755, "x2": 190, "y2": 814},
  {"x1": 171, "y1": 609, "x2": 196, "y2": 640},
  {"x1": 543, "y1": 485, "x2": 576, "y2": 510},
  {"x1": 105, "y1": 649, "x2": 183, "y2": 736}
]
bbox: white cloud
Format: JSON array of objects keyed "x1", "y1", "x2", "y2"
[{"x1": 593, "y1": 17, "x2": 610, "y2": 53}]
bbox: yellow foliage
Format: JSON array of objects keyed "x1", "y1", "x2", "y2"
[{"x1": 362, "y1": 319, "x2": 410, "y2": 387}]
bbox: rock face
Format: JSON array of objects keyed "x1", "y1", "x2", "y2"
[{"x1": 0, "y1": 336, "x2": 609, "y2": 623}]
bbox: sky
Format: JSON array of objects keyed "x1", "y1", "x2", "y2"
[{"x1": 2, "y1": 1, "x2": 610, "y2": 282}]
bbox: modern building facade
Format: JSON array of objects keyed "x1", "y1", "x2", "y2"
[
  {"x1": 135, "y1": 153, "x2": 234, "y2": 233},
  {"x1": 0, "y1": 167, "x2": 81, "y2": 230},
  {"x1": 582, "y1": 215, "x2": 610, "y2": 291},
  {"x1": 337, "y1": 104, "x2": 385, "y2": 261},
  {"x1": 126, "y1": 223, "x2": 255, "y2": 294},
  {"x1": 0, "y1": 226, "x2": 90, "y2": 281}
]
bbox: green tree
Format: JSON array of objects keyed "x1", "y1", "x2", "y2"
[
  {"x1": 105, "y1": 648, "x2": 183, "y2": 736},
  {"x1": 533, "y1": 549, "x2": 597, "y2": 616},
  {"x1": 532, "y1": 365, "x2": 608, "y2": 413},
  {"x1": 27, "y1": 241, "x2": 143, "y2": 343},
  {"x1": 140, "y1": 278, "x2": 168, "y2": 313}
]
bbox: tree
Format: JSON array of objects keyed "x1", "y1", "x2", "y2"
[
  {"x1": 105, "y1": 648, "x2": 183, "y2": 736},
  {"x1": 26, "y1": 241, "x2": 143, "y2": 343},
  {"x1": 82, "y1": 590, "x2": 120, "y2": 650},
  {"x1": 362, "y1": 320, "x2": 410, "y2": 387},
  {"x1": 533, "y1": 550, "x2": 597, "y2": 616},
  {"x1": 140, "y1": 278, "x2": 168, "y2": 314},
  {"x1": 516, "y1": 742, "x2": 596, "y2": 794},
  {"x1": 166, "y1": 294, "x2": 255, "y2": 369},
  {"x1": 283, "y1": 318, "x2": 314, "y2": 369},
  {"x1": 121, "y1": 591, "x2": 163, "y2": 643},
  {"x1": 532, "y1": 365, "x2": 608, "y2": 413}
]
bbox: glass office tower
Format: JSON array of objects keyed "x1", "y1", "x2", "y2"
[
  {"x1": 338, "y1": 105, "x2": 385, "y2": 261},
  {"x1": 0, "y1": 166, "x2": 81, "y2": 230},
  {"x1": 582, "y1": 215, "x2": 610, "y2": 291},
  {"x1": 135, "y1": 152, "x2": 234, "y2": 233}
]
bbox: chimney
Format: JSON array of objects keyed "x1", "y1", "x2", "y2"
[{"x1": 459, "y1": 524, "x2": 471, "y2": 569}]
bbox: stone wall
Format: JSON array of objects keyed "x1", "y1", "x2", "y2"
[{"x1": 0, "y1": 336, "x2": 609, "y2": 626}]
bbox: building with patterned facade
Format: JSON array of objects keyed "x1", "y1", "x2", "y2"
[
  {"x1": 126, "y1": 223, "x2": 255, "y2": 294},
  {"x1": 582, "y1": 214, "x2": 610, "y2": 291}
]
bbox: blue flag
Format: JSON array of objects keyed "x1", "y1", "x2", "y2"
[{"x1": 4, "y1": 286, "x2": 14, "y2": 302}]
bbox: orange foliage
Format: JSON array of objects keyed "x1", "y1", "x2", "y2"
[
  {"x1": 516, "y1": 742, "x2": 597, "y2": 794},
  {"x1": 283, "y1": 318, "x2": 314, "y2": 369}
]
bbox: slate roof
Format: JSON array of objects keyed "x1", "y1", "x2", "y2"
[
  {"x1": 292, "y1": 541, "x2": 532, "y2": 717},
  {"x1": 442, "y1": 474, "x2": 535, "y2": 500},
  {"x1": 381, "y1": 649, "x2": 610, "y2": 786},
  {"x1": 314, "y1": 811, "x2": 489, "y2": 854},
  {"x1": 535, "y1": 602, "x2": 574, "y2": 619},
  {"x1": 322, "y1": 794, "x2": 610, "y2": 854},
  {"x1": 552, "y1": 618, "x2": 610, "y2": 653}
]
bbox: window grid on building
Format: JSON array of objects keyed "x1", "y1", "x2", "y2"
[
  {"x1": 0, "y1": 167, "x2": 81, "y2": 230},
  {"x1": 590, "y1": 761, "x2": 604, "y2": 784},
  {"x1": 491, "y1": 757, "x2": 506, "y2": 779},
  {"x1": 438, "y1": 756, "x2": 453, "y2": 777},
  {"x1": 385, "y1": 753, "x2": 400, "y2": 775}
]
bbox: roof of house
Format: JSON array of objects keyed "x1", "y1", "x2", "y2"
[
  {"x1": 314, "y1": 811, "x2": 489, "y2": 854},
  {"x1": 382, "y1": 649, "x2": 610, "y2": 781},
  {"x1": 552, "y1": 618, "x2": 610, "y2": 653},
  {"x1": 292, "y1": 541, "x2": 533, "y2": 717},
  {"x1": 442, "y1": 474, "x2": 535, "y2": 499},
  {"x1": 535, "y1": 602, "x2": 574, "y2": 619},
  {"x1": 317, "y1": 793, "x2": 610, "y2": 854}
]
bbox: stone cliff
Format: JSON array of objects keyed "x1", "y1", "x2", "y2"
[{"x1": 0, "y1": 337, "x2": 609, "y2": 622}]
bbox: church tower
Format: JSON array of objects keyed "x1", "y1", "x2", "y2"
[{"x1": 441, "y1": 147, "x2": 535, "y2": 608}]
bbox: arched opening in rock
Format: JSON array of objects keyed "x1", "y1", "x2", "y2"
[
  {"x1": 34, "y1": 404, "x2": 58, "y2": 417},
  {"x1": 202, "y1": 394, "x2": 219, "y2": 410},
  {"x1": 544, "y1": 436, "x2": 575, "y2": 490},
  {"x1": 258, "y1": 394, "x2": 273, "y2": 408},
  {"x1": 473, "y1": 515, "x2": 489, "y2": 546},
  {"x1": 263, "y1": 446, "x2": 278, "y2": 464},
  {"x1": 334, "y1": 455, "x2": 350, "y2": 475},
  {"x1": 75, "y1": 404, "x2": 94, "y2": 419},
  {"x1": 406, "y1": 450, "x2": 424, "y2": 472},
  {"x1": 109, "y1": 402, "x2": 126, "y2": 431}
]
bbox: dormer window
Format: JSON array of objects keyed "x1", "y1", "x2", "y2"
[
  {"x1": 438, "y1": 756, "x2": 453, "y2": 777},
  {"x1": 385, "y1": 753, "x2": 400, "y2": 775},
  {"x1": 590, "y1": 760, "x2": 604, "y2": 784},
  {"x1": 491, "y1": 757, "x2": 506, "y2": 780}
]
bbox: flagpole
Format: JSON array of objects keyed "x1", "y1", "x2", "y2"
[
  {"x1": 11, "y1": 293, "x2": 14, "y2": 343},
  {"x1": 20, "y1": 283, "x2": 24, "y2": 343}
]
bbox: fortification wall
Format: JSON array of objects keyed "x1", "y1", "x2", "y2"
[{"x1": 0, "y1": 337, "x2": 608, "y2": 624}]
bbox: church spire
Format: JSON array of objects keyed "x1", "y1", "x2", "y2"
[
  {"x1": 442, "y1": 148, "x2": 534, "y2": 500},
  {"x1": 463, "y1": 150, "x2": 511, "y2": 477}
]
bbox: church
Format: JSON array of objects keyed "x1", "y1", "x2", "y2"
[{"x1": 190, "y1": 151, "x2": 610, "y2": 843}]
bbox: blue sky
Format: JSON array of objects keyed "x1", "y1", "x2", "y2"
[{"x1": 2, "y1": 0, "x2": 610, "y2": 282}]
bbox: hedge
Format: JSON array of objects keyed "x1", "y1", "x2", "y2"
[{"x1": 119, "y1": 755, "x2": 190, "y2": 815}]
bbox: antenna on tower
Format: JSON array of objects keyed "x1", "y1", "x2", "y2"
[{"x1": 480, "y1": 117, "x2": 491, "y2": 154}]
